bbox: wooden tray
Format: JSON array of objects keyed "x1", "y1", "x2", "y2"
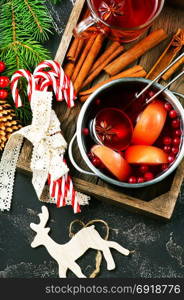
[{"x1": 17, "y1": 0, "x2": 184, "y2": 221}]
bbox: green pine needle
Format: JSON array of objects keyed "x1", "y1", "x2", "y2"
[
  {"x1": 14, "y1": 0, "x2": 53, "y2": 41},
  {"x1": 0, "y1": 0, "x2": 54, "y2": 125}
]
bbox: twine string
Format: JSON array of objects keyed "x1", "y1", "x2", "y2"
[{"x1": 69, "y1": 219, "x2": 110, "y2": 278}]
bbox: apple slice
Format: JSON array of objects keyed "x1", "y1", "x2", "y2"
[
  {"x1": 132, "y1": 100, "x2": 167, "y2": 145},
  {"x1": 91, "y1": 145, "x2": 131, "y2": 181},
  {"x1": 125, "y1": 145, "x2": 168, "y2": 164}
]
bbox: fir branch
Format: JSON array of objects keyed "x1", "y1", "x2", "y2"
[
  {"x1": 0, "y1": 0, "x2": 52, "y2": 124},
  {"x1": 0, "y1": 1, "x2": 51, "y2": 76},
  {"x1": 14, "y1": 0, "x2": 53, "y2": 41}
]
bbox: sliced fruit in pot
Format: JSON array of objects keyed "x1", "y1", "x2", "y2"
[
  {"x1": 132, "y1": 100, "x2": 167, "y2": 145},
  {"x1": 125, "y1": 145, "x2": 168, "y2": 165},
  {"x1": 91, "y1": 145, "x2": 131, "y2": 181}
]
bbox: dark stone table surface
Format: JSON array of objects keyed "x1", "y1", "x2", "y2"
[{"x1": 0, "y1": 1, "x2": 184, "y2": 279}]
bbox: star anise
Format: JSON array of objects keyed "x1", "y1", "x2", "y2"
[
  {"x1": 172, "y1": 30, "x2": 184, "y2": 48},
  {"x1": 95, "y1": 120, "x2": 116, "y2": 142},
  {"x1": 99, "y1": 0, "x2": 125, "y2": 22}
]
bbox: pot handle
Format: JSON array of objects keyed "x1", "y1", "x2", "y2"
[{"x1": 68, "y1": 133, "x2": 97, "y2": 176}]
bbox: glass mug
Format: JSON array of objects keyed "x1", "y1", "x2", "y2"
[{"x1": 75, "y1": 0, "x2": 165, "y2": 43}]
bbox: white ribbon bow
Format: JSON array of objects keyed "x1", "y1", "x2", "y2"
[{"x1": 0, "y1": 90, "x2": 89, "y2": 211}]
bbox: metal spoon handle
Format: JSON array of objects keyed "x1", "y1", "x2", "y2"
[
  {"x1": 136, "y1": 51, "x2": 184, "y2": 99},
  {"x1": 146, "y1": 69, "x2": 184, "y2": 104}
]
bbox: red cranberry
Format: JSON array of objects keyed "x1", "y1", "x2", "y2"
[
  {"x1": 171, "y1": 119, "x2": 180, "y2": 129},
  {"x1": 168, "y1": 154, "x2": 175, "y2": 164},
  {"x1": 161, "y1": 164, "x2": 169, "y2": 171},
  {"x1": 139, "y1": 165, "x2": 149, "y2": 174},
  {"x1": 128, "y1": 176, "x2": 137, "y2": 184},
  {"x1": 95, "y1": 98, "x2": 101, "y2": 105},
  {"x1": 169, "y1": 110, "x2": 177, "y2": 119},
  {"x1": 0, "y1": 61, "x2": 6, "y2": 73},
  {"x1": 0, "y1": 89, "x2": 8, "y2": 99},
  {"x1": 0, "y1": 76, "x2": 9, "y2": 88},
  {"x1": 163, "y1": 145, "x2": 171, "y2": 153},
  {"x1": 92, "y1": 157, "x2": 102, "y2": 167},
  {"x1": 144, "y1": 172, "x2": 154, "y2": 181},
  {"x1": 82, "y1": 128, "x2": 89, "y2": 136},
  {"x1": 163, "y1": 136, "x2": 172, "y2": 145},
  {"x1": 148, "y1": 91, "x2": 156, "y2": 97},
  {"x1": 172, "y1": 137, "x2": 180, "y2": 146},
  {"x1": 171, "y1": 146, "x2": 179, "y2": 155},
  {"x1": 173, "y1": 129, "x2": 182, "y2": 137},
  {"x1": 137, "y1": 177, "x2": 144, "y2": 183},
  {"x1": 164, "y1": 102, "x2": 172, "y2": 111}
]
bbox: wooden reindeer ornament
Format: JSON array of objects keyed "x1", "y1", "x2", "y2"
[{"x1": 30, "y1": 206, "x2": 132, "y2": 278}]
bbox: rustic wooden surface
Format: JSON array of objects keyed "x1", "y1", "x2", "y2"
[
  {"x1": 2, "y1": 1, "x2": 184, "y2": 281},
  {"x1": 17, "y1": 0, "x2": 184, "y2": 220}
]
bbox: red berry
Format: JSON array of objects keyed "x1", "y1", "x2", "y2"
[
  {"x1": 161, "y1": 163, "x2": 168, "y2": 171},
  {"x1": 128, "y1": 176, "x2": 137, "y2": 184},
  {"x1": 0, "y1": 61, "x2": 6, "y2": 73},
  {"x1": 148, "y1": 91, "x2": 156, "y2": 97},
  {"x1": 173, "y1": 129, "x2": 182, "y2": 137},
  {"x1": 95, "y1": 98, "x2": 101, "y2": 105},
  {"x1": 92, "y1": 157, "x2": 102, "y2": 167},
  {"x1": 163, "y1": 145, "x2": 171, "y2": 153},
  {"x1": 137, "y1": 177, "x2": 144, "y2": 183},
  {"x1": 82, "y1": 128, "x2": 89, "y2": 136},
  {"x1": 169, "y1": 110, "x2": 177, "y2": 119},
  {"x1": 0, "y1": 76, "x2": 9, "y2": 88},
  {"x1": 171, "y1": 119, "x2": 180, "y2": 129},
  {"x1": 168, "y1": 154, "x2": 175, "y2": 164},
  {"x1": 171, "y1": 146, "x2": 179, "y2": 155},
  {"x1": 164, "y1": 102, "x2": 172, "y2": 111},
  {"x1": 0, "y1": 89, "x2": 8, "y2": 99},
  {"x1": 139, "y1": 165, "x2": 149, "y2": 174},
  {"x1": 163, "y1": 136, "x2": 172, "y2": 145},
  {"x1": 144, "y1": 172, "x2": 154, "y2": 181},
  {"x1": 173, "y1": 137, "x2": 180, "y2": 145}
]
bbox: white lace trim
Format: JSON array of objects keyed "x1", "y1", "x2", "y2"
[{"x1": 0, "y1": 90, "x2": 90, "y2": 211}]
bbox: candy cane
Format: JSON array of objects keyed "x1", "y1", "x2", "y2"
[
  {"x1": 50, "y1": 172, "x2": 80, "y2": 213},
  {"x1": 33, "y1": 60, "x2": 60, "y2": 78},
  {"x1": 36, "y1": 71, "x2": 63, "y2": 101},
  {"x1": 34, "y1": 60, "x2": 76, "y2": 106},
  {"x1": 11, "y1": 70, "x2": 35, "y2": 107}
]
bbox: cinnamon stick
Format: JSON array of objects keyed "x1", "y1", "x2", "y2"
[
  {"x1": 90, "y1": 41, "x2": 122, "y2": 73},
  {"x1": 74, "y1": 34, "x2": 106, "y2": 94},
  {"x1": 71, "y1": 35, "x2": 97, "y2": 82},
  {"x1": 147, "y1": 29, "x2": 184, "y2": 80},
  {"x1": 104, "y1": 29, "x2": 168, "y2": 76},
  {"x1": 82, "y1": 45, "x2": 124, "y2": 88},
  {"x1": 80, "y1": 95, "x2": 89, "y2": 102},
  {"x1": 75, "y1": 38, "x2": 85, "y2": 61},
  {"x1": 67, "y1": 37, "x2": 80, "y2": 62},
  {"x1": 162, "y1": 56, "x2": 184, "y2": 81},
  {"x1": 79, "y1": 65, "x2": 147, "y2": 97},
  {"x1": 64, "y1": 62, "x2": 75, "y2": 78}
]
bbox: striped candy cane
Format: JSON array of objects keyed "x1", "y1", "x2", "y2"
[
  {"x1": 10, "y1": 61, "x2": 81, "y2": 213},
  {"x1": 48, "y1": 159, "x2": 81, "y2": 214},
  {"x1": 11, "y1": 70, "x2": 35, "y2": 107},
  {"x1": 34, "y1": 60, "x2": 76, "y2": 106},
  {"x1": 34, "y1": 60, "x2": 60, "y2": 77}
]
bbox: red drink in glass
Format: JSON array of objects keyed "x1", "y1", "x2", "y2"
[
  {"x1": 75, "y1": 0, "x2": 165, "y2": 42},
  {"x1": 94, "y1": 107, "x2": 133, "y2": 151}
]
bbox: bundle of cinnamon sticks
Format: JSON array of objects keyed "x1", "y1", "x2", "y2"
[{"x1": 64, "y1": 19, "x2": 168, "y2": 102}]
